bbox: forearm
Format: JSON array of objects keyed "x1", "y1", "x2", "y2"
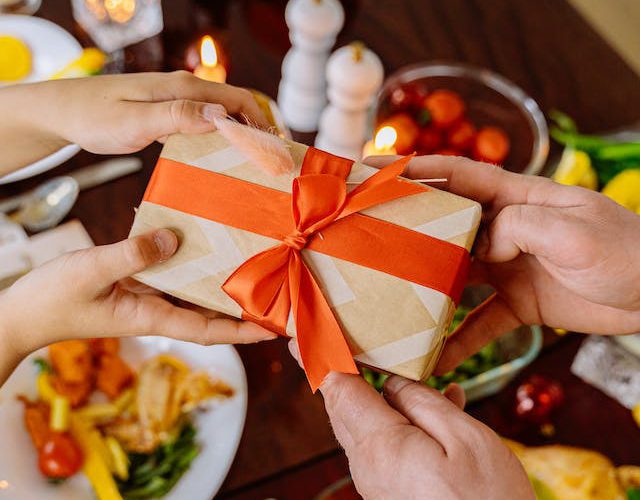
[{"x1": 0, "y1": 83, "x2": 69, "y2": 175}]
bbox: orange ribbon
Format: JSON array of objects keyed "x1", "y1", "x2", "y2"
[{"x1": 143, "y1": 148, "x2": 471, "y2": 391}]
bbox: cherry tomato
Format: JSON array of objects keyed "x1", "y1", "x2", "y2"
[
  {"x1": 515, "y1": 375, "x2": 564, "y2": 424},
  {"x1": 416, "y1": 128, "x2": 443, "y2": 154},
  {"x1": 433, "y1": 148, "x2": 462, "y2": 156},
  {"x1": 423, "y1": 90, "x2": 465, "y2": 129},
  {"x1": 38, "y1": 432, "x2": 83, "y2": 479},
  {"x1": 389, "y1": 83, "x2": 429, "y2": 112},
  {"x1": 447, "y1": 119, "x2": 476, "y2": 151},
  {"x1": 377, "y1": 113, "x2": 419, "y2": 155},
  {"x1": 473, "y1": 126, "x2": 510, "y2": 164}
]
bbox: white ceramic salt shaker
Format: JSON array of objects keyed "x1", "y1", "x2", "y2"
[
  {"x1": 315, "y1": 42, "x2": 384, "y2": 160},
  {"x1": 277, "y1": 0, "x2": 344, "y2": 133}
]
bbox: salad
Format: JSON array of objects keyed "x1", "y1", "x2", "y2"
[
  {"x1": 363, "y1": 305, "x2": 503, "y2": 391},
  {"x1": 18, "y1": 338, "x2": 233, "y2": 500}
]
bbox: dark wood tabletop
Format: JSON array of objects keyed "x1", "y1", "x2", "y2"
[{"x1": 3, "y1": 0, "x2": 640, "y2": 498}]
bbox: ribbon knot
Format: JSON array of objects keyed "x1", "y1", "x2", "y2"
[
  {"x1": 283, "y1": 230, "x2": 307, "y2": 251},
  {"x1": 222, "y1": 148, "x2": 421, "y2": 391}
]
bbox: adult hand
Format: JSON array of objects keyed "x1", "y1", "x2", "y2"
[
  {"x1": 0, "y1": 71, "x2": 269, "y2": 173},
  {"x1": 0, "y1": 229, "x2": 275, "y2": 385},
  {"x1": 290, "y1": 340, "x2": 532, "y2": 500},
  {"x1": 366, "y1": 155, "x2": 640, "y2": 372}
]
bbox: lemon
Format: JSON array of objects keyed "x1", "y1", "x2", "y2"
[
  {"x1": 602, "y1": 169, "x2": 640, "y2": 214},
  {"x1": 553, "y1": 148, "x2": 598, "y2": 190},
  {"x1": 0, "y1": 35, "x2": 31, "y2": 82},
  {"x1": 50, "y1": 47, "x2": 106, "y2": 79}
]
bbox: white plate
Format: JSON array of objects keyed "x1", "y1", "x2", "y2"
[
  {"x1": 0, "y1": 15, "x2": 83, "y2": 185},
  {"x1": 0, "y1": 337, "x2": 248, "y2": 500}
]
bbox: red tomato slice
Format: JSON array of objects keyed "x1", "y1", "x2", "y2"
[
  {"x1": 423, "y1": 90, "x2": 465, "y2": 129},
  {"x1": 38, "y1": 432, "x2": 83, "y2": 479}
]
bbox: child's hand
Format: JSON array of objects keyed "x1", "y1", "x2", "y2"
[
  {"x1": 0, "y1": 229, "x2": 276, "y2": 385},
  {"x1": 1, "y1": 71, "x2": 269, "y2": 173}
]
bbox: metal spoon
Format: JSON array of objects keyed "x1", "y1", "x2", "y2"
[
  {"x1": 0, "y1": 157, "x2": 143, "y2": 232},
  {"x1": 10, "y1": 176, "x2": 79, "y2": 232}
]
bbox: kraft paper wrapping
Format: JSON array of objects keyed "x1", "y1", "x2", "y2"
[{"x1": 130, "y1": 132, "x2": 481, "y2": 381}]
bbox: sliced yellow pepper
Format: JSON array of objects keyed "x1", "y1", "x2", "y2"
[
  {"x1": 601, "y1": 169, "x2": 640, "y2": 214},
  {"x1": 50, "y1": 396, "x2": 70, "y2": 432},
  {"x1": 553, "y1": 148, "x2": 598, "y2": 190},
  {"x1": 70, "y1": 414, "x2": 122, "y2": 500},
  {"x1": 37, "y1": 373, "x2": 57, "y2": 404},
  {"x1": 633, "y1": 403, "x2": 640, "y2": 427},
  {"x1": 77, "y1": 403, "x2": 120, "y2": 422},
  {"x1": 105, "y1": 436, "x2": 129, "y2": 481}
]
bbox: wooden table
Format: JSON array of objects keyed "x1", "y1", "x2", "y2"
[{"x1": 2, "y1": 1, "x2": 640, "y2": 498}]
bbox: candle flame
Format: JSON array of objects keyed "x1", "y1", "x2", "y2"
[
  {"x1": 104, "y1": 0, "x2": 136, "y2": 23},
  {"x1": 374, "y1": 126, "x2": 397, "y2": 150},
  {"x1": 200, "y1": 36, "x2": 219, "y2": 68}
]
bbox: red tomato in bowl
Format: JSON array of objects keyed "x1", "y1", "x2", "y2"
[
  {"x1": 416, "y1": 127, "x2": 443, "y2": 154},
  {"x1": 447, "y1": 119, "x2": 476, "y2": 151},
  {"x1": 423, "y1": 90, "x2": 465, "y2": 129},
  {"x1": 38, "y1": 432, "x2": 83, "y2": 479},
  {"x1": 473, "y1": 126, "x2": 510, "y2": 164}
]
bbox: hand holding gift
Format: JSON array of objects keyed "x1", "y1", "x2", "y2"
[
  {"x1": 130, "y1": 120, "x2": 482, "y2": 389},
  {"x1": 0, "y1": 71, "x2": 268, "y2": 174},
  {"x1": 365, "y1": 154, "x2": 640, "y2": 373}
]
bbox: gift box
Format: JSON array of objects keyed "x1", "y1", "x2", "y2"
[{"x1": 130, "y1": 124, "x2": 481, "y2": 390}]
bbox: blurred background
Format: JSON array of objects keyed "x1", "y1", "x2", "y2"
[{"x1": 1, "y1": 1, "x2": 640, "y2": 499}]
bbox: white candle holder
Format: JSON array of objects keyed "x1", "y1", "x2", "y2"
[{"x1": 71, "y1": 0, "x2": 163, "y2": 53}]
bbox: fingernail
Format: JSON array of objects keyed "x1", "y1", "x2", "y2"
[
  {"x1": 383, "y1": 375, "x2": 413, "y2": 395},
  {"x1": 202, "y1": 103, "x2": 227, "y2": 122},
  {"x1": 245, "y1": 322, "x2": 278, "y2": 342},
  {"x1": 153, "y1": 229, "x2": 177, "y2": 260}
]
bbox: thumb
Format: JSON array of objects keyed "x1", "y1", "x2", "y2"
[
  {"x1": 475, "y1": 204, "x2": 561, "y2": 263},
  {"x1": 90, "y1": 229, "x2": 178, "y2": 290},
  {"x1": 128, "y1": 100, "x2": 227, "y2": 141}
]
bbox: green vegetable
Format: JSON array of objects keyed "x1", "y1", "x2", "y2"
[
  {"x1": 628, "y1": 488, "x2": 640, "y2": 500},
  {"x1": 530, "y1": 476, "x2": 556, "y2": 500},
  {"x1": 118, "y1": 422, "x2": 199, "y2": 499},
  {"x1": 362, "y1": 305, "x2": 503, "y2": 392},
  {"x1": 550, "y1": 111, "x2": 640, "y2": 187},
  {"x1": 33, "y1": 358, "x2": 52, "y2": 373},
  {"x1": 548, "y1": 109, "x2": 577, "y2": 134}
]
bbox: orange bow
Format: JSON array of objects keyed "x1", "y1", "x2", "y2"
[{"x1": 222, "y1": 150, "x2": 422, "y2": 391}]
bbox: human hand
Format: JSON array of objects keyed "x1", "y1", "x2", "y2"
[
  {"x1": 288, "y1": 341, "x2": 532, "y2": 500},
  {"x1": 0, "y1": 71, "x2": 268, "y2": 173},
  {"x1": 0, "y1": 229, "x2": 275, "y2": 385},
  {"x1": 366, "y1": 155, "x2": 640, "y2": 372}
]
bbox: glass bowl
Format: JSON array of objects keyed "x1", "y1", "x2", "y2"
[
  {"x1": 455, "y1": 285, "x2": 543, "y2": 403},
  {"x1": 374, "y1": 62, "x2": 549, "y2": 175}
]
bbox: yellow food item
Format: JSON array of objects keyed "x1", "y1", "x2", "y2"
[
  {"x1": 50, "y1": 48, "x2": 105, "y2": 80},
  {"x1": 553, "y1": 148, "x2": 598, "y2": 190},
  {"x1": 504, "y1": 440, "x2": 626, "y2": 500},
  {"x1": 77, "y1": 403, "x2": 120, "y2": 423},
  {"x1": 633, "y1": 403, "x2": 640, "y2": 427},
  {"x1": 36, "y1": 372, "x2": 57, "y2": 404},
  {"x1": 601, "y1": 169, "x2": 640, "y2": 214},
  {"x1": 0, "y1": 35, "x2": 31, "y2": 82},
  {"x1": 105, "y1": 436, "x2": 129, "y2": 481},
  {"x1": 50, "y1": 395, "x2": 70, "y2": 432},
  {"x1": 70, "y1": 415, "x2": 122, "y2": 500}
]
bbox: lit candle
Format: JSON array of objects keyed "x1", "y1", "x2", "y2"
[
  {"x1": 362, "y1": 126, "x2": 398, "y2": 157},
  {"x1": 193, "y1": 35, "x2": 227, "y2": 83}
]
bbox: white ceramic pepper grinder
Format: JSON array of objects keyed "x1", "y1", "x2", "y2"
[
  {"x1": 315, "y1": 41, "x2": 384, "y2": 160},
  {"x1": 277, "y1": 0, "x2": 344, "y2": 133}
]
